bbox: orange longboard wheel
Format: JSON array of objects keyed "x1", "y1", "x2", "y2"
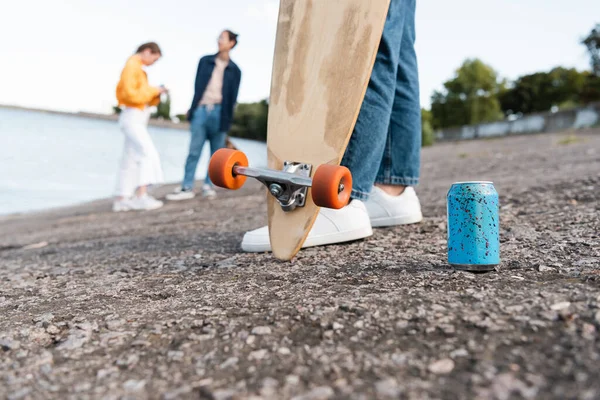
[
  {"x1": 208, "y1": 149, "x2": 248, "y2": 190},
  {"x1": 312, "y1": 165, "x2": 352, "y2": 209}
]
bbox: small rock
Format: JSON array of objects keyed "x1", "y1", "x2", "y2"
[
  {"x1": 292, "y1": 386, "x2": 334, "y2": 400},
  {"x1": 22, "y1": 241, "x2": 48, "y2": 250},
  {"x1": 29, "y1": 329, "x2": 53, "y2": 347},
  {"x1": 164, "y1": 385, "x2": 192, "y2": 400},
  {"x1": 123, "y1": 379, "x2": 146, "y2": 392},
  {"x1": 332, "y1": 322, "x2": 344, "y2": 331},
  {"x1": 594, "y1": 311, "x2": 600, "y2": 324},
  {"x1": 278, "y1": 347, "x2": 291, "y2": 355},
  {"x1": 16, "y1": 350, "x2": 28, "y2": 359},
  {"x1": 582, "y1": 323, "x2": 596, "y2": 340},
  {"x1": 58, "y1": 322, "x2": 94, "y2": 350},
  {"x1": 506, "y1": 305, "x2": 525, "y2": 313},
  {"x1": 213, "y1": 389, "x2": 237, "y2": 400},
  {"x1": 249, "y1": 349, "x2": 268, "y2": 360},
  {"x1": 323, "y1": 330, "x2": 334, "y2": 339},
  {"x1": 391, "y1": 353, "x2": 408, "y2": 366},
  {"x1": 251, "y1": 326, "x2": 272, "y2": 336},
  {"x1": 106, "y1": 319, "x2": 126, "y2": 330},
  {"x1": 450, "y1": 348, "x2": 469, "y2": 358},
  {"x1": 191, "y1": 319, "x2": 205, "y2": 328},
  {"x1": 0, "y1": 338, "x2": 20, "y2": 351},
  {"x1": 440, "y1": 324, "x2": 456, "y2": 334},
  {"x1": 97, "y1": 367, "x2": 119, "y2": 380},
  {"x1": 376, "y1": 378, "x2": 402, "y2": 397},
  {"x1": 396, "y1": 320, "x2": 409, "y2": 329},
  {"x1": 99, "y1": 331, "x2": 131, "y2": 347},
  {"x1": 34, "y1": 313, "x2": 55, "y2": 326},
  {"x1": 31, "y1": 351, "x2": 53, "y2": 368},
  {"x1": 220, "y1": 357, "x2": 239, "y2": 369},
  {"x1": 550, "y1": 301, "x2": 571, "y2": 311},
  {"x1": 261, "y1": 377, "x2": 279, "y2": 396},
  {"x1": 428, "y1": 358, "x2": 455, "y2": 374},
  {"x1": 537, "y1": 265, "x2": 555, "y2": 272},
  {"x1": 116, "y1": 354, "x2": 139, "y2": 368},
  {"x1": 488, "y1": 373, "x2": 537, "y2": 399},
  {"x1": 246, "y1": 335, "x2": 256, "y2": 345},
  {"x1": 131, "y1": 340, "x2": 151, "y2": 347},
  {"x1": 431, "y1": 304, "x2": 447, "y2": 312},
  {"x1": 539, "y1": 310, "x2": 558, "y2": 321},
  {"x1": 74, "y1": 382, "x2": 92, "y2": 392},
  {"x1": 353, "y1": 320, "x2": 365, "y2": 329},
  {"x1": 168, "y1": 350, "x2": 185, "y2": 362},
  {"x1": 286, "y1": 375, "x2": 300, "y2": 385},
  {"x1": 46, "y1": 325, "x2": 60, "y2": 335},
  {"x1": 8, "y1": 387, "x2": 31, "y2": 400}
]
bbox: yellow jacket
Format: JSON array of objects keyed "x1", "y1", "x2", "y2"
[{"x1": 116, "y1": 55, "x2": 160, "y2": 109}]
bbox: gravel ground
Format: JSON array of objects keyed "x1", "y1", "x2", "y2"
[{"x1": 1, "y1": 130, "x2": 599, "y2": 400}]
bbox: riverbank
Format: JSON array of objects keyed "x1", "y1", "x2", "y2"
[
  {"x1": 0, "y1": 104, "x2": 190, "y2": 131},
  {"x1": 1, "y1": 130, "x2": 599, "y2": 399}
]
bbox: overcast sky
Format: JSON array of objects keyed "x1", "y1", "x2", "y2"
[{"x1": 1, "y1": 0, "x2": 596, "y2": 114}]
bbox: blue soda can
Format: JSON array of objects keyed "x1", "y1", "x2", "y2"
[{"x1": 447, "y1": 181, "x2": 500, "y2": 271}]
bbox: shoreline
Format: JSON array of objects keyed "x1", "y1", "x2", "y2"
[{"x1": 0, "y1": 103, "x2": 191, "y2": 131}]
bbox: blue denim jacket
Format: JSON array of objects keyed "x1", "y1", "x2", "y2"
[{"x1": 188, "y1": 54, "x2": 241, "y2": 132}]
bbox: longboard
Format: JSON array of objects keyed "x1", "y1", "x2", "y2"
[
  {"x1": 209, "y1": 0, "x2": 390, "y2": 260},
  {"x1": 267, "y1": 0, "x2": 390, "y2": 260}
]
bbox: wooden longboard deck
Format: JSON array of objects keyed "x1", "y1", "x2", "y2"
[{"x1": 267, "y1": 0, "x2": 390, "y2": 260}]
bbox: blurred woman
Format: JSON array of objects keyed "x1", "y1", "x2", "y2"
[{"x1": 113, "y1": 42, "x2": 167, "y2": 212}]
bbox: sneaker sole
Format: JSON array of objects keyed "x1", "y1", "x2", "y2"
[
  {"x1": 370, "y1": 213, "x2": 423, "y2": 228},
  {"x1": 241, "y1": 225, "x2": 373, "y2": 253}
]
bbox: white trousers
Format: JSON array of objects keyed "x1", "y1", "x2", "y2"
[{"x1": 116, "y1": 108, "x2": 164, "y2": 197}]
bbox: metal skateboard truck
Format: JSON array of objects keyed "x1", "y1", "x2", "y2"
[{"x1": 209, "y1": 149, "x2": 352, "y2": 211}]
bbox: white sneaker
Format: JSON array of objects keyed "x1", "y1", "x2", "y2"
[
  {"x1": 365, "y1": 186, "x2": 423, "y2": 227},
  {"x1": 202, "y1": 185, "x2": 217, "y2": 199},
  {"x1": 166, "y1": 187, "x2": 196, "y2": 201},
  {"x1": 130, "y1": 194, "x2": 164, "y2": 211},
  {"x1": 112, "y1": 198, "x2": 134, "y2": 212},
  {"x1": 241, "y1": 200, "x2": 373, "y2": 253}
]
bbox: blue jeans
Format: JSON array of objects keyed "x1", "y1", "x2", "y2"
[
  {"x1": 341, "y1": 0, "x2": 421, "y2": 200},
  {"x1": 182, "y1": 105, "x2": 226, "y2": 189}
]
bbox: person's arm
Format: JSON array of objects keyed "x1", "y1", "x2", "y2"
[
  {"x1": 188, "y1": 58, "x2": 205, "y2": 120},
  {"x1": 121, "y1": 59, "x2": 161, "y2": 106}
]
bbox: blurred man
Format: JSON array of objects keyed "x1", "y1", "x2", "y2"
[{"x1": 167, "y1": 30, "x2": 242, "y2": 201}]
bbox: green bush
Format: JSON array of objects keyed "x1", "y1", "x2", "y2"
[
  {"x1": 421, "y1": 109, "x2": 435, "y2": 147},
  {"x1": 229, "y1": 100, "x2": 269, "y2": 141}
]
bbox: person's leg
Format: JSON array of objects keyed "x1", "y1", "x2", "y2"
[
  {"x1": 115, "y1": 122, "x2": 138, "y2": 201},
  {"x1": 182, "y1": 107, "x2": 208, "y2": 190},
  {"x1": 136, "y1": 109, "x2": 164, "y2": 191},
  {"x1": 204, "y1": 105, "x2": 227, "y2": 189},
  {"x1": 365, "y1": 0, "x2": 423, "y2": 227},
  {"x1": 114, "y1": 115, "x2": 138, "y2": 212},
  {"x1": 115, "y1": 108, "x2": 163, "y2": 211},
  {"x1": 241, "y1": 1, "x2": 410, "y2": 252},
  {"x1": 375, "y1": 0, "x2": 420, "y2": 192},
  {"x1": 340, "y1": 0, "x2": 406, "y2": 200}
]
